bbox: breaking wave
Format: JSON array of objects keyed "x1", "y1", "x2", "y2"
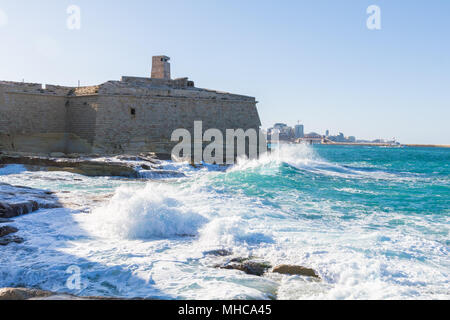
[{"x1": 88, "y1": 184, "x2": 208, "y2": 239}]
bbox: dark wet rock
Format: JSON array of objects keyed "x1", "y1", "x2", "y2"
[
  {"x1": 0, "y1": 183, "x2": 62, "y2": 219},
  {"x1": 204, "y1": 249, "x2": 233, "y2": 257},
  {"x1": 272, "y1": 265, "x2": 320, "y2": 278},
  {"x1": 0, "y1": 200, "x2": 39, "y2": 218},
  {"x1": 229, "y1": 257, "x2": 251, "y2": 263},
  {"x1": 0, "y1": 235, "x2": 24, "y2": 246},
  {"x1": 216, "y1": 258, "x2": 272, "y2": 276},
  {"x1": 0, "y1": 226, "x2": 23, "y2": 246},
  {"x1": 0, "y1": 226, "x2": 18, "y2": 237}
]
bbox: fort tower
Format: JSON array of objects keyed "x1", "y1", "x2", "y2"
[{"x1": 151, "y1": 55, "x2": 171, "y2": 79}]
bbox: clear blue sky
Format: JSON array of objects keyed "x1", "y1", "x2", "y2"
[{"x1": 0, "y1": 0, "x2": 449, "y2": 144}]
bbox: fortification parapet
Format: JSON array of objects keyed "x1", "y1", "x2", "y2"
[{"x1": 0, "y1": 81, "x2": 73, "y2": 96}]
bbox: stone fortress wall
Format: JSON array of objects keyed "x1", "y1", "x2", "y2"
[{"x1": 0, "y1": 56, "x2": 261, "y2": 157}]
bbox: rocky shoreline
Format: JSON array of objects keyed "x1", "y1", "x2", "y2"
[{"x1": 0, "y1": 153, "x2": 164, "y2": 178}]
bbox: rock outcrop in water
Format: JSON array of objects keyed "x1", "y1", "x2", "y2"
[
  {"x1": 0, "y1": 225, "x2": 24, "y2": 246},
  {"x1": 272, "y1": 265, "x2": 320, "y2": 278},
  {"x1": 204, "y1": 249, "x2": 233, "y2": 257},
  {"x1": 216, "y1": 257, "x2": 272, "y2": 276},
  {"x1": 0, "y1": 225, "x2": 18, "y2": 237},
  {"x1": 0, "y1": 235, "x2": 24, "y2": 246},
  {"x1": 213, "y1": 254, "x2": 320, "y2": 279}
]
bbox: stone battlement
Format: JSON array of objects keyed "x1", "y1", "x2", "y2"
[
  {"x1": 0, "y1": 81, "x2": 74, "y2": 96},
  {"x1": 0, "y1": 77, "x2": 254, "y2": 102}
]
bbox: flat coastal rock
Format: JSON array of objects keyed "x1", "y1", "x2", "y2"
[{"x1": 0, "y1": 200, "x2": 39, "y2": 218}]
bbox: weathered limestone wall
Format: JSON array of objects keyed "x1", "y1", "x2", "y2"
[
  {"x1": 65, "y1": 96, "x2": 99, "y2": 154},
  {"x1": 0, "y1": 83, "x2": 68, "y2": 154},
  {"x1": 92, "y1": 93, "x2": 261, "y2": 155}
]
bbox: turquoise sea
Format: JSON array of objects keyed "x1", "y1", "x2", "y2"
[{"x1": 0, "y1": 144, "x2": 449, "y2": 299}]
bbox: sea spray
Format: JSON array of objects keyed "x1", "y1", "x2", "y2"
[
  {"x1": 198, "y1": 217, "x2": 274, "y2": 248},
  {"x1": 88, "y1": 183, "x2": 208, "y2": 239}
]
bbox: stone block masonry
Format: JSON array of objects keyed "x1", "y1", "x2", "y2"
[{"x1": 0, "y1": 56, "x2": 261, "y2": 157}]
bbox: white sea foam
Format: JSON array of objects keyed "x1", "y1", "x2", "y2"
[
  {"x1": 198, "y1": 217, "x2": 274, "y2": 248},
  {"x1": 230, "y1": 144, "x2": 343, "y2": 175},
  {"x1": 86, "y1": 183, "x2": 208, "y2": 239}
]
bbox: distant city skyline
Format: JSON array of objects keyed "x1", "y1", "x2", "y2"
[
  {"x1": 0, "y1": 0, "x2": 449, "y2": 144},
  {"x1": 264, "y1": 122, "x2": 397, "y2": 143},
  {"x1": 266, "y1": 122, "x2": 397, "y2": 144}
]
